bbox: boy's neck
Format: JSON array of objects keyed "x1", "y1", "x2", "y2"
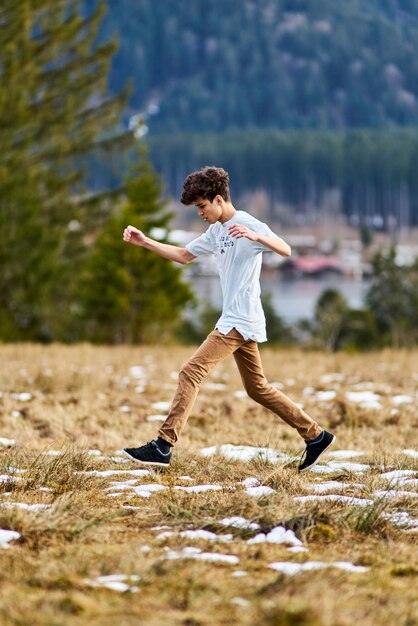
[{"x1": 219, "y1": 202, "x2": 236, "y2": 224}]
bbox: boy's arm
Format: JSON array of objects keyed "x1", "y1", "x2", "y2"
[
  {"x1": 123, "y1": 225, "x2": 196, "y2": 264},
  {"x1": 228, "y1": 224, "x2": 291, "y2": 257}
]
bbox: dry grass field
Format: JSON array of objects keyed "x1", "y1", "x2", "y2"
[{"x1": 0, "y1": 343, "x2": 417, "y2": 626}]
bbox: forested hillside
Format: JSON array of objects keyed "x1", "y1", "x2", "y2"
[{"x1": 90, "y1": 0, "x2": 418, "y2": 132}]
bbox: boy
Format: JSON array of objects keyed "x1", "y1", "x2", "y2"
[{"x1": 122, "y1": 166, "x2": 335, "y2": 471}]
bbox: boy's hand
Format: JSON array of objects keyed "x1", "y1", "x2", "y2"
[
  {"x1": 123, "y1": 225, "x2": 146, "y2": 246},
  {"x1": 228, "y1": 224, "x2": 258, "y2": 241}
]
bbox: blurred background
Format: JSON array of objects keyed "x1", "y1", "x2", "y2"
[{"x1": 1, "y1": 0, "x2": 417, "y2": 349}]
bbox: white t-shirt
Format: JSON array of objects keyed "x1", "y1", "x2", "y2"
[{"x1": 185, "y1": 210, "x2": 279, "y2": 343}]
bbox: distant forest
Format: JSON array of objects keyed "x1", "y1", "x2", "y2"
[{"x1": 85, "y1": 0, "x2": 418, "y2": 227}]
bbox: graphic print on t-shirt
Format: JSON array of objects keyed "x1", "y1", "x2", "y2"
[{"x1": 216, "y1": 235, "x2": 234, "y2": 255}]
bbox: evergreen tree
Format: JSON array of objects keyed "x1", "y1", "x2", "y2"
[
  {"x1": 78, "y1": 152, "x2": 194, "y2": 343},
  {"x1": 366, "y1": 247, "x2": 418, "y2": 347},
  {"x1": 314, "y1": 289, "x2": 348, "y2": 352},
  {"x1": 0, "y1": 0, "x2": 131, "y2": 340}
]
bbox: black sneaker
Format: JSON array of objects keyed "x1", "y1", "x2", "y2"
[
  {"x1": 122, "y1": 440, "x2": 171, "y2": 467},
  {"x1": 298, "y1": 430, "x2": 335, "y2": 473}
]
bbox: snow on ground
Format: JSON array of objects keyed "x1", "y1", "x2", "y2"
[
  {"x1": 219, "y1": 517, "x2": 260, "y2": 530},
  {"x1": 200, "y1": 444, "x2": 291, "y2": 463},
  {"x1": 175, "y1": 484, "x2": 223, "y2": 493},
  {"x1": 0, "y1": 503, "x2": 51, "y2": 511},
  {"x1": 151, "y1": 401, "x2": 171, "y2": 412},
  {"x1": 303, "y1": 481, "x2": 359, "y2": 493},
  {"x1": 344, "y1": 390, "x2": 382, "y2": 409},
  {"x1": 146, "y1": 414, "x2": 166, "y2": 422},
  {"x1": 247, "y1": 526, "x2": 302, "y2": 547},
  {"x1": 401, "y1": 449, "x2": 418, "y2": 459},
  {"x1": 293, "y1": 495, "x2": 374, "y2": 506},
  {"x1": 269, "y1": 561, "x2": 368, "y2": 575},
  {"x1": 77, "y1": 469, "x2": 150, "y2": 477},
  {"x1": 380, "y1": 470, "x2": 416, "y2": 482},
  {"x1": 328, "y1": 450, "x2": 365, "y2": 459},
  {"x1": 83, "y1": 574, "x2": 140, "y2": 592},
  {"x1": 0, "y1": 529, "x2": 21, "y2": 547},
  {"x1": 0, "y1": 437, "x2": 16, "y2": 447},
  {"x1": 164, "y1": 546, "x2": 240, "y2": 565},
  {"x1": 157, "y1": 529, "x2": 233, "y2": 543}
]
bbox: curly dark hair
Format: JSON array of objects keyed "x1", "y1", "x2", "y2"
[{"x1": 181, "y1": 166, "x2": 230, "y2": 205}]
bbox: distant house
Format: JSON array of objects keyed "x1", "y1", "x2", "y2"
[{"x1": 281, "y1": 256, "x2": 344, "y2": 276}]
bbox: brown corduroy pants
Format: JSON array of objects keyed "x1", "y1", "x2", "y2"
[{"x1": 159, "y1": 328, "x2": 322, "y2": 445}]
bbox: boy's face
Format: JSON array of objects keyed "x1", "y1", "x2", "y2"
[{"x1": 194, "y1": 195, "x2": 223, "y2": 224}]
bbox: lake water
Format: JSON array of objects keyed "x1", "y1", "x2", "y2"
[{"x1": 186, "y1": 272, "x2": 370, "y2": 323}]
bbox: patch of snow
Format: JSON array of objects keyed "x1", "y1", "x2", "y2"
[
  {"x1": 328, "y1": 450, "x2": 365, "y2": 459},
  {"x1": 77, "y1": 469, "x2": 150, "y2": 477},
  {"x1": 381, "y1": 511, "x2": 418, "y2": 528},
  {"x1": 391, "y1": 395, "x2": 414, "y2": 405},
  {"x1": 0, "y1": 503, "x2": 51, "y2": 511},
  {"x1": 84, "y1": 574, "x2": 140, "y2": 592},
  {"x1": 200, "y1": 444, "x2": 287, "y2": 463},
  {"x1": 373, "y1": 490, "x2": 418, "y2": 499},
  {"x1": 132, "y1": 484, "x2": 166, "y2": 497},
  {"x1": 328, "y1": 462, "x2": 371, "y2": 473},
  {"x1": 310, "y1": 462, "x2": 370, "y2": 474},
  {"x1": 231, "y1": 597, "x2": 250, "y2": 607},
  {"x1": 0, "y1": 529, "x2": 21, "y2": 547},
  {"x1": 0, "y1": 475, "x2": 23, "y2": 483},
  {"x1": 400, "y1": 449, "x2": 418, "y2": 459},
  {"x1": 204, "y1": 382, "x2": 227, "y2": 391},
  {"x1": 179, "y1": 476, "x2": 193, "y2": 481},
  {"x1": 396, "y1": 478, "x2": 418, "y2": 487},
  {"x1": 247, "y1": 526, "x2": 302, "y2": 547},
  {"x1": 0, "y1": 437, "x2": 16, "y2": 447},
  {"x1": 157, "y1": 529, "x2": 233, "y2": 542},
  {"x1": 293, "y1": 495, "x2": 374, "y2": 506},
  {"x1": 86, "y1": 449, "x2": 101, "y2": 456},
  {"x1": 231, "y1": 570, "x2": 248, "y2": 577},
  {"x1": 303, "y1": 481, "x2": 355, "y2": 493},
  {"x1": 10, "y1": 392, "x2": 32, "y2": 401},
  {"x1": 380, "y1": 470, "x2": 416, "y2": 483},
  {"x1": 147, "y1": 414, "x2": 166, "y2": 422},
  {"x1": 315, "y1": 391, "x2": 337, "y2": 402},
  {"x1": 165, "y1": 546, "x2": 239, "y2": 565},
  {"x1": 219, "y1": 516, "x2": 260, "y2": 530},
  {"x1": 245, "y1": 486, "x2": 275, "y2": 497},
  {"x1": 119, "y1": 406, "x2": 130, "y2": 413},
  {"x1": 345, "y1": 390, "x2": 381, "y2": 409},
  {"x1": 175, "y1": 484, "x2": 223, "y2": 493},
  {"x1": 269, "y1": 561, "x2": 368, "y2": 575},
  {"x1": 151, "y1": 401, "x2": 171, "y2": 412},
  {"x1": 129, "y1": 366, "x2": 146, "y2": 379},
  {"x1": 320, "y1": 373, "x2": 344, "y2": 384},
  {"x1": 233, "y1": 390, "x2": 248, "y2": 399},
  {"x1": 239, "y1": 477, "x2": 260, "y2": 488}
]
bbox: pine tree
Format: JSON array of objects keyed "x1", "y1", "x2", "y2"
[
  {"x1": 0, "y1": 0, "x2": 132, "y2": 340},
  {"x1": 78, "y1": 151, "x2": 194, "y2": 343}
]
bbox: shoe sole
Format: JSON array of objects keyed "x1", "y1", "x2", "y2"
[
  {"x1": 122, "y1": 449, "x2": 170, "y2": 467},
  {"x1": 298, "y1": 435, "x2": 336, "y2": 473}
]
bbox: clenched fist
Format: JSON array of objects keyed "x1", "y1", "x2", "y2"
[{"x1": 123, "y1": 225, "x2": 146, "y2": 246}]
